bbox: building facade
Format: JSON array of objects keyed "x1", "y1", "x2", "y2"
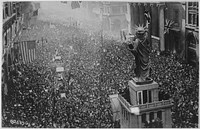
[
  {"x1": 2, "y1": 2, "x2": 38, "y2": 99},
  {"x1": 109, "y1": 80, "x2": 173, "y2": 128},
  {"x1": 102, "y1": 2, "x2": 128, "y2": 36},
  {"x1": 185, "y1": 2, "x2": 199, "y2": 65},
  {"x1": 126, "y1": 2, "x2": 199, "y2": 65},
  {"x1": 2, "y1": 2, "x2": 23, "y2": 88}
]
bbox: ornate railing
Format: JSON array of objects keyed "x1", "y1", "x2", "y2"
[
  {"x1": 118, "y1": 94, "x2": 172, "y2": 113},
  {"x1": 118, "y1": 94, "x2": 132, "y2": 112}
]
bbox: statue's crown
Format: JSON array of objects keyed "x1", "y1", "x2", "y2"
[{"x1": 135, "y1": 24, "x2": 148, "y2": 34}]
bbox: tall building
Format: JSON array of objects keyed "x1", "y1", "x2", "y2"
[
  {"x1": 102, "y1": 2, "x2": 128, "y2": 35},
  {"x1": 126, "y1": 2, "x2": 199, "y2": 65},
  {"x1": 2, "y1": 2, "x2": 23, "y2": 88},
  {"x1": 185, "y1": 2, "x2": 199, "y2": 66},
  {"x1": 2, "y1": 2, "x2": 39, "y2": 99}
]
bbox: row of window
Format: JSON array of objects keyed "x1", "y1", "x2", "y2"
[
  {"x1": 103, "y1": 5, "x2": 127, "y2": 15},
  {"x1": 103, "y1": 6, "x2": 110, "y2": 14},
  {"x1": 188, "y1": 13, "x2": 199, "y2": 26},
  {"x1": 137, "y1": 90, "x2": 152, "y2": 105},
  {"x1": 3, "y1": 20, "x2": 20, "y2": 50},
  {"x1": 122, "y1": 106, "x2": 129, "y2": 121},
  {"x1": 187, "y1": 2, "x2": 199, "y2": 27},
  {"x1": 121, "y1": 106, "x2": 163, "y2": 125},
  {"x1": 3, "y1": 2, "x2": 23, "y2": 54},
  {"x1": 141, "y1": 111, "x2": 162, "y2": 123},
  {"x1": 137, "y1": 89, "x2": 172, "y2": 105},
  {"x1": 3, "y1": 2, "x2": 21, "y2": 20}
]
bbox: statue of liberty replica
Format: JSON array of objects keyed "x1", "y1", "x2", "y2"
[{"x1": 125, "y1": 11, "x2": 153, "y2": 84}]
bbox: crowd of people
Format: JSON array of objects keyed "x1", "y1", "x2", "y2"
[
  {"x1": 150, "y1": 51, "x2": 198, "y2": 128},
  {"x1": 2, "y1": 15, "x2": 198, "y2": 128}
]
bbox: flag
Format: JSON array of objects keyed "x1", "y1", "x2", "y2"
[
  {"x1": 19, "y1": 40, "x2": 36, "y2": 64},
  {"x1": 164, "y1": 19, "x2": 174, "y2": 34},
  {"x1": 33, "y1": 9, "x2": 38, "y2": 16},
  {"x1": 71, "y1": 1, "x2": 80, "y2": 9},
  {"x1": 144, "y1": 11, "x2": 151, "y2": 24}
]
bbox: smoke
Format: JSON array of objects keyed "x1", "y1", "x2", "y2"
[{"x1": 37, "y1": 1, "x2": 101, "y2": 31}]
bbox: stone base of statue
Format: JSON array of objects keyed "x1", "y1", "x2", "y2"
[{"x1": 132, "y1": 77, "x2": 153, "y2": 85}]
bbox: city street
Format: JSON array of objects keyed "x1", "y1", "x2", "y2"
[{"x1": 2, "y1": 1, "x2": 199, "y2": 128}]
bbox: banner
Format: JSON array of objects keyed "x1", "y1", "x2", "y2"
[{"x1": 19, "y1": 40, "x2": 36, "y2": 64}]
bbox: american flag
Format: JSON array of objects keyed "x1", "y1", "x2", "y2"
[
  {"x1": 71, "y1": 1, "x2": 80, "y2": 9},
  {"x1": 19, "y1": 40, "x2": 36, "y2": 64}
]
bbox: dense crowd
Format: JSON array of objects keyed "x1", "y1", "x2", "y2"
[
  {"x1": 2, "y1": 16, "x2": 198, "y2": 128},
  {"x1": 150, "y1": 52, "x2": 199, "y2": 128}
]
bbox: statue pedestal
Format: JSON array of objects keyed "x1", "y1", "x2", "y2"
[
  {"x1": 116, "y1": 78, "x2": 172, "y2": 128},
  {"x1": 132, "y1": 77, "x2": 153, "y2": 85},
  {"x1": 128, "y1": 79, "x2": 159, "y2": 106}
]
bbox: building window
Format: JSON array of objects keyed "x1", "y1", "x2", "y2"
[
  {"x1": 142, "y1": 113, "x2": 146, "y2": 123},
  {"x1": 138, "y1": 90, "x2": 152, "y2": 104},
  {"x1": 148, "y1": 90, "x2": 152, "y2": 103},
  {"x1": 157, "y1": 111, "x2": 162, "y2": 120},
  {"x1": 122, "y1": 107, "x2": 125, "y2": 120},
  {"x1": 15, "y1": 21, "x2": 17, "y2": 34},
  {"x1": 104, "y1": 1, "x2": 110, "y2": 4},
  {"x1": 112, "y1": 6, "x2": 121, "y2": 14},
  {"x1": 103, "y1": 7, "x2": 106, "y2": 13},
  {"x1": 124, "y1": 109, "x2": 126, "y2": 120},
  {"x1": 125, "y1": 110, "x2": 127, "y2": 120},
  {"x1": 173, "y1": 9, "x2": 179, "y2": 27},
  {"x1": 3, "y1": 7, "x2": 6, "y2": 19},
  {"x1": 4, "y1": 33, "x2": 7, "y2": 46},
  {"x1": 187, "y1": 2, "x2": 199, "y2": 27},
  {"x1": 137, "y1": 91, "x2": 143, "y2": 104},
  {"x1": 149, "y1": 112, "x2": 154, "y2": 121},
  {"x1": 16, "y1": 3, "x2": 21, "y2": 17},
  {"x1": 103, "y1": 6, "x2": 110, "y2": 14},
  {"x1": 12, "y1": 2, "x2": 16, "y2": 13},
  {"x1": 107, "y1": 7, "x2": 110, "y2": 13},
  {"x1": 143, "y1": 90, "x2": 148, "y2": 104},
  {"x1": 5, "y1": 3, "x2": 9, "y2": 18},
  {"x1": 126, "y1": 110, "x2": 129, "y2": 120},
  {"x1": 122, "y1": 5, "x2": 127, "y2": 13}
]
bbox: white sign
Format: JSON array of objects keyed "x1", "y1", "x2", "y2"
[{"x1": 56, "y1": 67, "x2": 64, "y2": 72}]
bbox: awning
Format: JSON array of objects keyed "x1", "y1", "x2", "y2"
[{"x1": 56, "y1": 67, "x2": 64, "y2": 72}]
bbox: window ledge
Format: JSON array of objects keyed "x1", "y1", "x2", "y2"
[{"x1": 186, "y1": 25, "x2": 199, "y2": 32}]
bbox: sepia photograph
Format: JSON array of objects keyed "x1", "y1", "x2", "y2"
[{"x1": 1, "y1": 1, "x2": 199, "y2": 128}]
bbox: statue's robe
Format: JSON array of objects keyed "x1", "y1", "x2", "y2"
[{"x1": 128, "y1": 38, "x2": 151, "y2": 81}]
